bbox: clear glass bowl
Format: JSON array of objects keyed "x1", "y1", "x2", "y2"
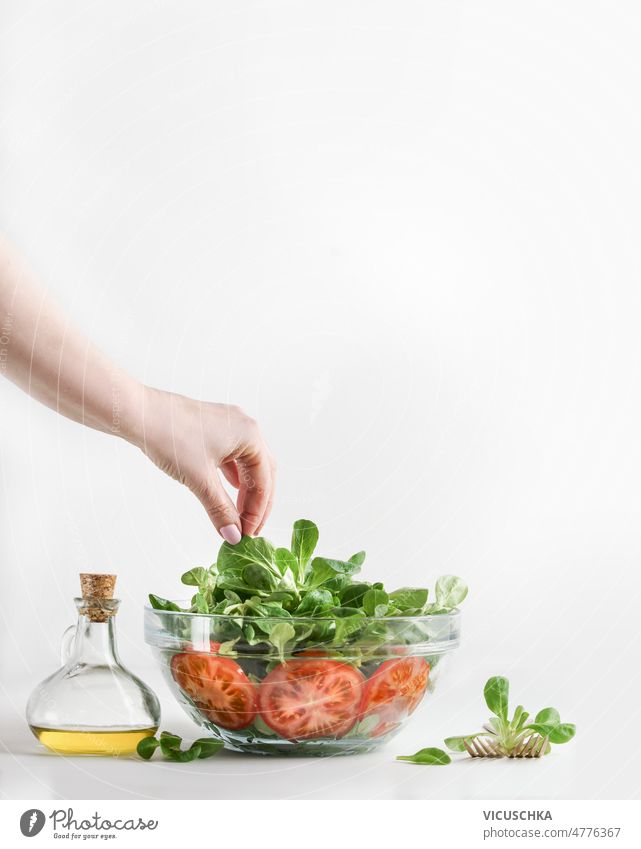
[{"x1": 144, "y1": 604, "x2": 461, "y2": 756}]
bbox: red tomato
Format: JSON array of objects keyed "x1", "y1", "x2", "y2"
[
  {"x1": 361, "y1": 657, "x2": 430, "y2": 737},
  {"x1": 258, "y1": 659, "x2": 365, "y2": 740},
  {"x1": 171, "y1": 652, "x2": 257, "y2": 730}
]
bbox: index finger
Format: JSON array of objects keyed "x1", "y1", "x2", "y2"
[{"x1": 236, "y1": 448, "x2": 273, "y2": 537}]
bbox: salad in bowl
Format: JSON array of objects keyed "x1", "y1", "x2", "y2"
[{"x1": 145, "y1": 520, "x2": 466, "y2": 756}]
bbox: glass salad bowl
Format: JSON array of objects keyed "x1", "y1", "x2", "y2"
[{"x1": 145, "y1": 605, "x2": 461, "y2": 756}]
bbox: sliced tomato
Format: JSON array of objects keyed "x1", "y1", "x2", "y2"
[
  {"x1": 258, "y1": 659, "x2": 365, "y2": 740},
  {"x1": 171, "y1": 652, "x2": 257, "y2": 730},
  {"x1": 361, "y1": 657, "x2": 430, "y2": 738}
]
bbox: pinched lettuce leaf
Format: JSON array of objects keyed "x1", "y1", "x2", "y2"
[{"x1": 149, "y1": 518, "x2": 468, "y2": 657}]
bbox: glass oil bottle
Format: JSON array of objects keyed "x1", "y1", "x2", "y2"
[{"x1": 26, "y1": 573, "x2": 160, "y2": 755}]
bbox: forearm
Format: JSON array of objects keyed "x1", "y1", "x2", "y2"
[
  {"x1": 0, "y1": 234, "x2": 142, "y2": 443},
  {"x1": 1, "y1": 233, "x2": 274, "y2": 538}
]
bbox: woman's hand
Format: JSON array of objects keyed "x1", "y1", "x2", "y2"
[
  {"x1": 129, "y1": 388, "x2": 275, "y2": 542},
  {"x1": 1, "y1": 236, "x2": 275, "y2": 543}
]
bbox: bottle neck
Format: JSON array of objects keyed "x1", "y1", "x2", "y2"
[{"x1": 71, "y1": 614, "x2": 121, "y2": 666}]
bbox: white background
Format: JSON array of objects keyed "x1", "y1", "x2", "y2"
[{"x1": 1, "y1": 1, "x2": 640, "y2": 800}]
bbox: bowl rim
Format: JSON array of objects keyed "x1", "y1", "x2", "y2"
[{"x1": 143, "y1": 603, "x2": 462, "y2": 626}]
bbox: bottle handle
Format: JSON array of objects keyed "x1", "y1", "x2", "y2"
[{"x1": 60, "y1": 624, "x2": 77, "y2": 664}]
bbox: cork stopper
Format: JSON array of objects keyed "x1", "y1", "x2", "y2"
[{"x1": 79, "y1": 573, "x2": 117, "y2": 622}]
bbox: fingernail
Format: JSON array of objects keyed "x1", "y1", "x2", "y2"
[{"x1": 221, "y1": 524, "x2": 242, "y2": 545}]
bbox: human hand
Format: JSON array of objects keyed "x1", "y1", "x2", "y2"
[
  {"x1": 0, "y1": 237, "x2": 275, "y2": 544},
  {"x1": 129, "y1": 387, "x2": 275, "y2": 543}
]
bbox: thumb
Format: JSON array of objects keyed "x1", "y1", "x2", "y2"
[{"x1": 196, "y1": 476, "x2": 242, "y2": 544}]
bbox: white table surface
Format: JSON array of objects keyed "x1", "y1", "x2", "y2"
[{"x1": 0, "y1": 676, "x2": 630, "y2": 801}]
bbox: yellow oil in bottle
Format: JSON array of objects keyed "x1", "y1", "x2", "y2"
[{"x1": 30, "y1": 726, "x2": 157, "y2": 756}]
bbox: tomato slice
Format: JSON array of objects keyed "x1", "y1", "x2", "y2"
[
  {"x1": 171, "y1": 652, "x2": 257, "y2": 730},
  {"x1": 257, "y1": 659, "x2": 365, "y2": 740},
  {"x1": 361, "y1": 657, "x2": 430, "y2": 737}
]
